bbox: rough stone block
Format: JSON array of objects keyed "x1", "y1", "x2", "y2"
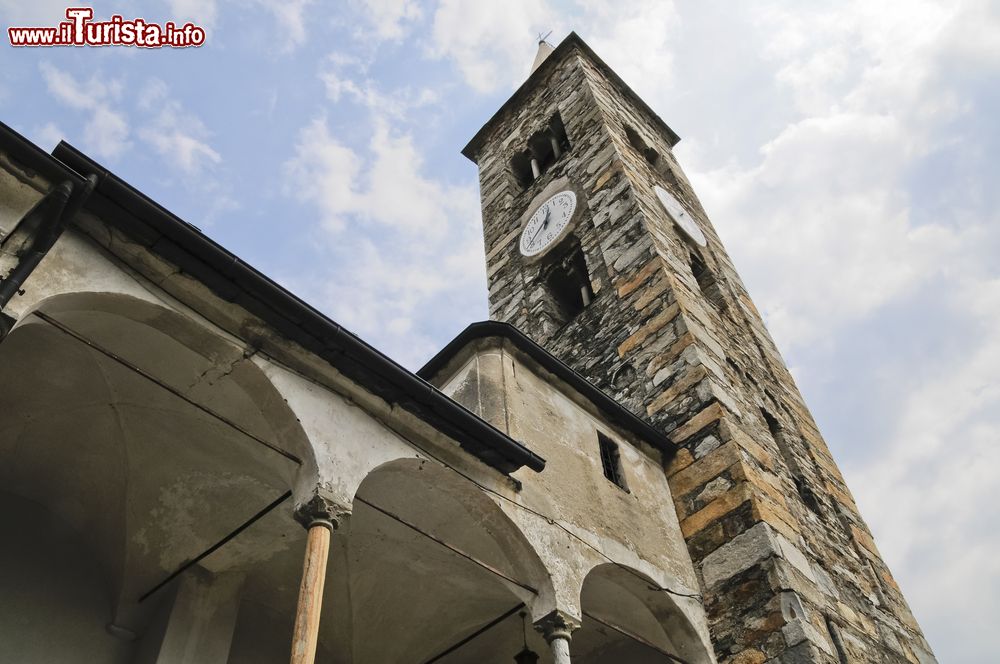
[
  {"x1": 728, "y1": 649, "x2": 768, "y2": 664},
  {"x1": 702, "y1": 522, "x2": 781, "y2": 588},
  {"x1": 681, "y1": 481, "x2": 753, "y2": 538},
  {"x1": 633, "y1": 276, "x2": 669, "y2": 311},
  {"x1": 775, "y1": 534, "x2": 817, "y2": 585},
  {"x1": 670, "y1": 440, "x2": 741, "y2": 496},
  {"x1": 698, "y1": 476, "x2": 734, "y2": 504},
  {"x1": 849, "y1": 524, "x2": 881, "y2": 558},
  {"x1": 670, "y1": 401, "x2": 726, "y2": 444},
  {"x1": 666, "y1": 447, "x2": 694, "y2": 476},
  {"x1": 617, "y1": 303, "x2": 679, "y2": 356},
  {"x1": 694, "y1": 434, "x2": 722, "y2": 459},
  {"x1": 811, "y1": 563, "x2": 840, "y2": 600},
  {"x1": 648, "y1": 366, "x2": 708, "y2": 414},
  {"x1": 771, "y1": 639, "x2": 826, "y2": 664},
  {"x1": 781, "y1": 618, "x2": 834, "y2": 657}
]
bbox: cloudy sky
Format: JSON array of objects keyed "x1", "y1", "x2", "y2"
[{"x1": 1, "y1": 1, "x2": 998, "y2": 660}]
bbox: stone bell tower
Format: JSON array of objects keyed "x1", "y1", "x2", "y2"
[{"x1": 462, "y1": 33, "x2": 936, "y2": 664}]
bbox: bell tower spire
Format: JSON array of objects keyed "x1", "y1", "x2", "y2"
[
  {"x1": 530, "y1": 32, "x2": 555, "y2": 74},
  {"x1": 462, "y1": 32, "x2": 936, "y2": 664}
]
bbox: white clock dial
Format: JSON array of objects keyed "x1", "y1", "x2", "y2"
[
  {"x1": 519, "y1": 190, "x2": 577, "y2": 257},
  {"x1": 654, "y1": 185, "x2": 706, "y2": 247}
]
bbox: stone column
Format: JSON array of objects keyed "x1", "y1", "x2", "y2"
[
  {"x1": 152, "y1": 569, "x2": 245, "y2": 664},
  {"x1": 530, "y1": 157, "x2": 541, "y2": 179},
  {"x1": 549, "y1": 134, "x2": 563, "y2": 159},
  {"x1": 535, "y1": 610, "x2": 580, "y2": 664},
  {"x1": 289, "y1": 494, "x2": 342, "y2": 664}
]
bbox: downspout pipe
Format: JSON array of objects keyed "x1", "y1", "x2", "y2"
[{"x1": 0, "y1": 174, "x2": 97, "y2": 325}]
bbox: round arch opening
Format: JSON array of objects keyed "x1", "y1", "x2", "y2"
[
  {"x1": 0, "y1": 291, "x2": 314, "y2": 656},
  {"x1": 574, "y1": 563, "x2": 713, "y2": 664},
  {"x1": 228, "y1": 457, "x2": 558, "y2": 663}
]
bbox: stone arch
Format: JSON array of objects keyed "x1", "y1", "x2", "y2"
[
  {"x1": 10, "y1": 290, "x2": 317, "y2": 473},
  {"x1": 341, "y1": 457, "x2": 556, "y2": 662},
  {"x1": 575, "y1": 562, "x2": 713, "y2": 663},
  {"x1": 0, "y1": 291, "x2": 316, "y2": 649}
]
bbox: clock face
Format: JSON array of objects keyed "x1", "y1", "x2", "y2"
[
  {"x1": 654, "y1": 185, "x2": 706, "y2": 247},
  {"x1": 519, "y1": 190, "x2": 577, "y2": 257}
]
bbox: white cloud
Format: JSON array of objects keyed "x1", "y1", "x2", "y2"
[
  {"x1": 164, "y1": 0, "x2": 218, "y2": 32},
  {"x1": 848, "y1": 276, "x2": 1000, "y2": 661},
  {"x1": 140, "y1": 126, "x2": 221, "y2": 175},
  {"x1": 282, "y1": 113, "x2": 485, "y2": 366},
  {"x1": 359, "y1": 0, "x2": 422, "y2": 40},
  {"x1": 320, "y1": 54, "x2": 438, "y2": 118},
  {"x1": 290, "y1": 233, "x2": 485, "y2": 367},
  {"x1": 32, "y1": 122, "x2": 64, "y2": 149},
  {"x1": 687, "y1": 111, "x2": 964, "y2": 351},
  {"x1": 680, "y1": 0, "x2": 998, "y2": 351},
  {"x1": 425, "y1": 0, "x2": 678, "y2": 96},
  {"x1": 86, "y1": 107, "x2": 131, "y2": 160},
  {"x1": 428, "y1": 0, "x2": 556, "y2": 92},
  {"x1": 136, "y1": 80, "x2": 222, "y2": 176},
  {"x1": 0, "y1": 0, "x2": 69, "y2": 25},
  {"x1": 284, "y1": 115, "x2": 475, "y2": 237},
  {"x1": 38, "y1": 62, "x2": 120, "y2": 112},
  {"x1": 672, "y1": 2, "x2": 1000, "y2": 661},
  {"x1": 364, "y1": 120, "x2": 477, "y2": 236},
  {"x1": 282, "y1": 116, "x2": 360, "y2": 233},
  {"x1": 576, "y1": 0, "x2": 680, "y2": 110},
  {"x1": 39, "y1": 63, "x2": 131, "y2": 159},
  {"x1": 250, "y1": 0, "x2": 313, "y2": 51}
]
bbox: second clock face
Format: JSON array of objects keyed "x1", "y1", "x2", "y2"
[
  {"x1": 519, "y1": 190, "x2": 577, "y2": 257},
  {"x1": 654, "y1": 185, "x2": 707, "y2": 247}
]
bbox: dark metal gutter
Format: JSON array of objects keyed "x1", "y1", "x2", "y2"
[
  {"x1": 0, "y1": 121, "x2": 544, "y2": 474},
  {"x1": 0, "y1": 122, "x2": 99, "y2": 331},
  {"x1": 418, "y1": 321, "x2": 677, "y2": 460},
  {"x1": 461, "y1": 31, "x2": 681, "y2": 163},
  {"x1": 0, "y1": 174, "x2": 97, "y2": 307},
  {"x1": 0, "y1": 181, "x2": 73, "y2": 308}
]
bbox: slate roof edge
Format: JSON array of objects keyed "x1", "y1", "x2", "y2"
[
  {"x1": 418, "y1": 320, "x2": 677, "y2": 460},
  {"x1": 0, "y1": 120, "x2": 545, "y2": 475}
]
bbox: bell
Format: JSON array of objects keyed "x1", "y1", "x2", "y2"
[{"x1": 514, "y1": 646, "x2": 539, "y2": 664}]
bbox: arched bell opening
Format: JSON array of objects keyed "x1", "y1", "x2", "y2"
[
  {"x1": 0, "y1": 292, "x2": 315, "y2": 659},
  {"x1": 574, "y1": 563, "x2": 713, "y2": 664}
]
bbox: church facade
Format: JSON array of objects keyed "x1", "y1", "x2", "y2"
[{"x1": 0, "y1": 32, "x2": 933, "y2": 664}]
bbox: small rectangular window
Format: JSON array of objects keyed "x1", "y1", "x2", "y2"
[{"x1": 597, "y1": 433, "x2": 628, "y2": 490}]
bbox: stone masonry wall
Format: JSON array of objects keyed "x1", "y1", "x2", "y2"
[{"x1": 470, "y1": 41, "x2": 935, "y2": 664}]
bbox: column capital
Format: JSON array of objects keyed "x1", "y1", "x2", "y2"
[
  {"x1": 534, "y1": 609, "x2": 581, "y2": 643},
  {"x1": 293, "y1": 493, "x2": 348, "y2": 531}
]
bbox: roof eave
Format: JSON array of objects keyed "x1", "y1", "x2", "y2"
[
  {"x1": 0, "y1": 123, "x2": 545, "y2": 476},
  {"x1": 419, "y1": 321, "x2": 678, "y2": 460}
]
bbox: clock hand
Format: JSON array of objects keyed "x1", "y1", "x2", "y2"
[{"x1": 527, "y1": 207, "x2": 551, "y2": 247}]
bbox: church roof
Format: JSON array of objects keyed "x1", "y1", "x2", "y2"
[
  {"x1": 461, "y1": 31, "x2": 681, "y2": 163},
  {"x1": 0, "y1": 120, "x2": 545, "y2": 475},
  {"x1": 419, "y1": 321, "x2": 677, "y2": 459}
]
